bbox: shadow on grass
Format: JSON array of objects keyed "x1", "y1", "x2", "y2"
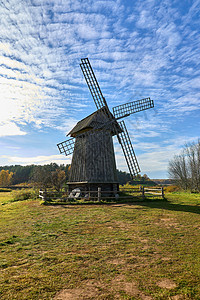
[
  {"x1": 133, "y1": 198, "x2": 200, "y2": 215},
  {"x1": 43, "y1": 196, "x2": 200, "y2": 215}
]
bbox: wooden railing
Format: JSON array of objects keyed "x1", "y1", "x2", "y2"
[
  {"x1": 142, "y1": 187, "x2": 164, "y2": 199},
  {"x1": 39, "y1": 186, "x2": 164, "y2": 202}
]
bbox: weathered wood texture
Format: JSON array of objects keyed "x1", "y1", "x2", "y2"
[{"x1": 69, "y1": 130, "x2": 118, "y2": 183}]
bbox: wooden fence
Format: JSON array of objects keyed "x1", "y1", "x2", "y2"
[{"x1": 39, "y1": 186, "x2": 164, "y2": 202}]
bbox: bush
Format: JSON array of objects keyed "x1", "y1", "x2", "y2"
[
  {"x1": 164, "y1": 185, "x2": 181, "y2": 193},
  {"x1": 12, "y1": 189, "x2": 38, "y2": 201},
  {"x1": 120, "y1": 183, "x2": 140, "y2": 190}
]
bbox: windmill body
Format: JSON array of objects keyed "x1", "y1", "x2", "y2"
[
  {"x1": 67, "y1": 108, "x2": 121, "y2": 192},
  {"x1": 57, "y1": 58, "x2": 154, "y2": 196}
]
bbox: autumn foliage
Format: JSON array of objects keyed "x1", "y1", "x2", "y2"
[
  {"x1": 0, "y1": 170, "x2": 13, "y2": 187},
  {"x1": 51, "y1": 169, "x2": 66, "y2": 192}
]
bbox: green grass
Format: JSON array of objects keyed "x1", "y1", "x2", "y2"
[{"x1": 0, "y1": 191, "x2": 200, "y2": 299}]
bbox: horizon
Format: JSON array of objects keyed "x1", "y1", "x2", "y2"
[{"x1": 0, "y1": 0, "x2": 200, "y2": 179}]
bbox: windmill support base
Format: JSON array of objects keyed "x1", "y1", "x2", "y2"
[{"x1": 67, "y1": 182, "x2": 119, "y2": 199}]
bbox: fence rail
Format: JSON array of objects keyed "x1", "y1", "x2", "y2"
[{"x1": 39, "y1": 186, "x2": 164, "y2": 202}]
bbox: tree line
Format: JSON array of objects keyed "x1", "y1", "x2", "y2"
[
  {"x1": 0, "y1": 163, "x2": 69, "y2": 186},
  {"x1": 0, "y1": 164, "x2": 137, "y2": 188}
]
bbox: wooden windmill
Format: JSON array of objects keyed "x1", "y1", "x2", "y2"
[{"x1": 57, "y1": 58, "x2": 154, "y2": 194}]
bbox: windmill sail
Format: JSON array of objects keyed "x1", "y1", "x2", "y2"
[
  {"x1": 113, "y1": 97, "x2": 154, "y2": 120},
  {"x1": 117, "y1": 120, "x2": 140, "y2": 177},
  {"x1": 57, "y1": 137, "x2": 75, "y2": 156},
  {"x1": 80, "y1": 58, "x2": 108, "y2": 110}
]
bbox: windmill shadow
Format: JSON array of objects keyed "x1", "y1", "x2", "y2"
[{"x1": 132, "y1": 198, "x2": 200, "y2": 215}]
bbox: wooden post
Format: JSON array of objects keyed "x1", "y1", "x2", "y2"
[
  {"x1": 142, "y1": 186, "x2": 145, "y2": 200},
  {"x1": 98, "y1": 187, "x2": 101, "y2": 201},
  {"x1": 43, "y1": 191, "x2": 47, "y2": 202},
  {"x1": 113, "y1": 184, "x2": 118, "y2": 199},
  {"x1": 161, "y1": 187, "x2": 164, "y2": 198}
]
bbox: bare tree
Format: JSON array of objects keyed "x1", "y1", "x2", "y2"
[
  {"x1": 168, "y1": 154, "x2": 189, "y2": 190},
  {"x1": 185, "y1": 141, "x2": 200, "y2": 192},
  {"x1": 168, "y1": 140, "x2": 200, "y2": 192}
]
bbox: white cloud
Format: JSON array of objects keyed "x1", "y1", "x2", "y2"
[
  {"x1": 77, "y1": 24, "x2": 100, "y2": 40},
  {"x1": 0, "y1": 0, "x2": 198, "y2": 137},
  {"x1": 1, "y1": 154, "x2": 71, "y2": 165},
  {"x1": 137, "y1": 9, "x2": 157, "y2": 29},
  {"x1": 0, "y1": 122, "x2": 26, "y2": 137},
  {"x1": 56, "y1": 117, "x2": 78, "y2": 134}
]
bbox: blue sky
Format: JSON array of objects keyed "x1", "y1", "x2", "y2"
[{"x1": 0, "y1": 0, "x2": 200, "y2": 179}]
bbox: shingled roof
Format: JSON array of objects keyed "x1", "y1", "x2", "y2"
[{"x1": 68, "y1": 107, "x2": 122, "y2": 137}]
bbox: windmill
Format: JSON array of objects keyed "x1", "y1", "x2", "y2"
[{"x1": 57, "y1": 58, "x2": 154, "y2": 196}]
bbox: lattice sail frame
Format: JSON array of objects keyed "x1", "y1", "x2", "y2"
[
  {"x1": 113, "y1": 97, "x2": 154, "y2": 120},
  {"x1": 80, "y1": 58, "x2": 108, "y2": 110},
  {"x1": 57, "y1": 137, "x2": 75, "y2": 156}
]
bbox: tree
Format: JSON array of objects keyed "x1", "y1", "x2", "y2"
[
  {"x1": 116, "y1": 169, "x2": 131, "y2": 184},
  {"x1": 168, "y1": 140, "x2": 200, "y2": 192},
  {"x1": 31, "y1": 165, "x2": 52, "y2": 190},
  {"x1": 135, "y1": 174, "x2": 142, "y2": 181},
  {"x1": 142, "y1": 174, "x2": 150, "y2": 182},
  {"x1": 0, "y1": 170, "x2": 13, "y2": 186},
  {"x1": 51, "y1": 169, "x2": 66, "y2": 192},
  {"x1": 31, "y1": 164, "x2": 69, "y2": 190}
]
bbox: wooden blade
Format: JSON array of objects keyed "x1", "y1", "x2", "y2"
[
  {"x1": 117, "y1": 120, "x2": 140, "y2": 178},
  {"x1": 113, "y1": 97, "x2": 154, "y2": 120},
  {"x1": 80, "y1": 58, "x2": 108, "y2": 110}
]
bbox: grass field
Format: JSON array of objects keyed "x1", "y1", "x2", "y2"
[{"x1": 0, "y1": 191, "x2": 200, "y2": 299}]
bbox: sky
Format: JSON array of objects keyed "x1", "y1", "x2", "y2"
[{"x1": 0, "y1": 0, "x2": 200, "y2": 179}]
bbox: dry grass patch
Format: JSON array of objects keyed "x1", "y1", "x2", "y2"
[
  {"x1": 157, "y1": 278, "x2": 177, "y2": 289},
  {"x1": 54, "y1": 281, "x2": 100, "y2": 300}
]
